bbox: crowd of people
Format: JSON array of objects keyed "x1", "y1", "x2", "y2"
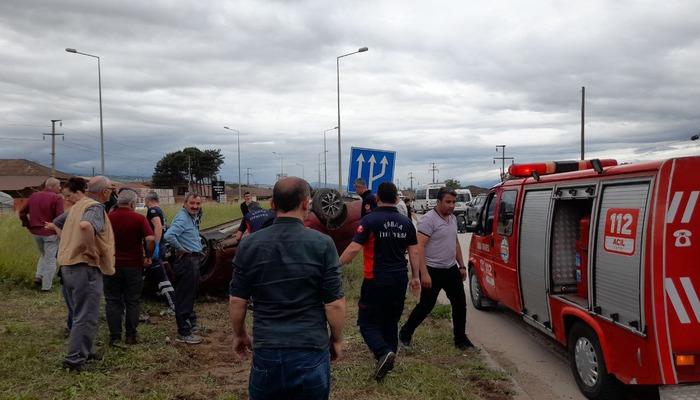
[{"x1": 19, "y1": 175, "x2": 473, "y2": 399}]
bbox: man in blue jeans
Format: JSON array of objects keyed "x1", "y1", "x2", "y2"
[
  {"x1": 229, "y1": 177, "x2": 346, "y2": 400},
  {"x1": 164, "y1": 193, "x2": 204, "y2": 345}
]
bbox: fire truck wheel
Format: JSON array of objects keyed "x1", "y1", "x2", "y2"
[
  {"x1": 469, "y1": 268, "x2": 489, "y2": 310},
  {"x1": 568, "y1": 323, "x2": 621, "y2": 399}
]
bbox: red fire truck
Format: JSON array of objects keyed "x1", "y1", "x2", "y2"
[{"x1": 468, "y1": 157, "x2": 700, "y2": 399}]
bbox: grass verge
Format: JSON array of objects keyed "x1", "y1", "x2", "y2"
[
  {"x1": 0, "y1": 255, "x2": 512, "y2": 400},
  {"x1": 0, "y1": 202, "x2": 248, "y2": 286}
]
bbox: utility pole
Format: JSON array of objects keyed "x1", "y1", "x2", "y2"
[
  {"x1": 245, "y1": 168, "x2": 252, "y2": 186},
  {"x1": 429, "y1": 163, "x2": 439, "y2": 183},
  {"x1": 581, "y1": 86, "x2": 585, "y2": 160},
  {"x1": 43, "y1": 120, "x2": 64, "y2": 177},
  {"x1": 407, "y1": 172, "x2": 416, "y2": 192},
  {"x1": 493, "y1": 145, "x2": 515, "y2": 181}
]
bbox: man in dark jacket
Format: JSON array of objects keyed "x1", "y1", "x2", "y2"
[
  {"x1": 354, "y1": 178, "x2": 377, "y2": 217},
  {"x1": 229, "y1": 177, "x2": 345, "y2": 400}
]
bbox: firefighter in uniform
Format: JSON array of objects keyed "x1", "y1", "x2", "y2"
[
  {"x1": 340, "y1": 182, "x2": 422, "y2": 381},
  {"x1": 354, "y1": 178, "x2": 377, "y2": 217}
]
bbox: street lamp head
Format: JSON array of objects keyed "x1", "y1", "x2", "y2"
[
  {"x1": 358, "y1": 47, "x2": 369, "y2": 52},
  {"x1": 65, "y1": 48, "x2": 77, "y2": 53},
  {"x1": 224, "y1": 126, "x2": 230, "y2": 129},
  {"x1": 692, "y1": 134, "x2": 699, "y2": 141}
]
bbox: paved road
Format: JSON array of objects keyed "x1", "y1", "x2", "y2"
[
  {"x1": 454, "y1": 232, "x2": 585, "y2": 400},
  {"x1": 438, "y1": 232, "x2": 659, "y2": 400}
]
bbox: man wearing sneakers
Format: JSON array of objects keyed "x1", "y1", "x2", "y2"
[
  {"x1": 340, "y1": 182, "x2": 422, "y2": 381},
  {"x1": 400, "y1": 187, "x2": 474, "y2": 350},
  {"x1": 164, "y1": 193, "x2": 204, "y2": 344}
]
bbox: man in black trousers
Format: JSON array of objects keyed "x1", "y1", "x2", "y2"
[
  {"x1": 340, "y1": 182, "x2": 422, "y2": 381},
  {"x1": 400, "y1": 187, "x2": 475, "y2": 350}
]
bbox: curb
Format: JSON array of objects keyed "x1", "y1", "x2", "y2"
[
  {"x1": 435, "y1": 292, "x2": 531, "y2": 400},
  {"x1": 474, "y1": 342, "x2": 532, "y2": 400}
]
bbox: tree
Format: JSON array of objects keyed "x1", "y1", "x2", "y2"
[
  {"x1": 152, "y1": 147, "x2": 224, "y2": 188},
  {"x1": 444, "y1": 178, "x2": 461, "y2": 189}
]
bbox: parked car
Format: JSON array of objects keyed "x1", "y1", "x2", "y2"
[
  {"x1": 454, "y1": 189, "x2": 473, "y2": 215},
  {"x1": 155, "y1": 188, "x2": 361, "y2": 295},
  {"x1": 465, "y1": 193, "x2": 487, "y2": 230}
]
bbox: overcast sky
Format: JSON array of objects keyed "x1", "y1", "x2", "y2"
[{"x1": 1, "y1": 0, "x2": 699, "y2": 188}]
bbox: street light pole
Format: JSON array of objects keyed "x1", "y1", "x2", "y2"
[
  {"x1": 66, "y1": 48, "x2": 104, "y2": 174},
  {"x1": 337, "y1": 47, "x2": 368, "y2": 194},
  {"x1": 323, "y1": 127, "x2": 337, "y2": 187},
  {"x1": 272, "y1": 152, "x2": 284, "y2": 180},
  {"x1": 296, "y1": 162, "x2": 305, "y2": 180},
  {"x1": 317, "y1": 152, "x2": 323, "y2": 189},
  {"x1": 223, "y1": 127, "x2": 242, "y2": 202}
]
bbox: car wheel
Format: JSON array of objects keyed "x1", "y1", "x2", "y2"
[
  {"x1": 457, "y1": 214, "x2": 467, "y2": 233},
  {"x1": 568, "y1": 323, "x2": 621, "y2": 399},
  {"x1": 469, "y1": 268, "x2": 489, "y2": 310},
  {"x1": 312, "y1": 189, "x2": 348, "y2": 229}
]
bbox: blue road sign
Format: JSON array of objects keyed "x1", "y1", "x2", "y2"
[{"x1": 348, "y1": 147, "x2": 396, "y2": 193}]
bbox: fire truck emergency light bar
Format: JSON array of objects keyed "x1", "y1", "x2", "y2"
[{"x1": 508, "y1": 159, "x2": 618, "y2": 178}]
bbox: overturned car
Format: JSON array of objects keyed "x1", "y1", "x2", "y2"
[{"x1": 152, "y1": 189, "x2": 361, "y2": 295}]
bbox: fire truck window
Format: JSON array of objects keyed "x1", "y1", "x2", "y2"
[
  {"x1": 497, "y1": 190, "x2": 517, "y2": 236},
  {"x1": 483, "y1": 193, "x2": 497, "y2": 235}
]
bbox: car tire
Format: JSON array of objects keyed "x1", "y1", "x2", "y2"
[
  {"x1": 457, "y1": 214, "x2": 467, "y2": 233},
  {"x1": 568, "y1": 323, "x2": 621, "y2": 400},
  {"x1": 469, "y1": 268, "x2": 489, "y2": 310},
  {"x1": 312, "y1": 189, "x2": 348, "y2": 229}
]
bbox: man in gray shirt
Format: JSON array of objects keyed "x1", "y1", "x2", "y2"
[{"x1": 400, "y1": 187, "x2": 474, "y2": 350}]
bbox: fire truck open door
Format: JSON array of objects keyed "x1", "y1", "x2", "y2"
[
  {"x1": 518, "y1": 189, "x2": 554, "y2": 330},
  {"x1": 492, "y1": 189, "x2": 520, "y2": 311}
]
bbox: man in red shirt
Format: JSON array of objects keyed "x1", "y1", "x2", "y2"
[
  {"x1": 19, "y1": 177, "x2": 64, "y2": 291},
  {"x1": 106, "y1": 188, "x2": 155, "y2": 346}
]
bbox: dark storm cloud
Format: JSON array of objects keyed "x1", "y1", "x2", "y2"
[{"x1": 1, "y1": 0, "x2": 699, "y2": 186}]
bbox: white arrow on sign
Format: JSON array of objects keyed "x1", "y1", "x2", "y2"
[
  {"x1": 368, "y1": 155, "x2": 389, "y2": 189},
  {"x1": 356, "y1": 153, "x2": 365, "y2": 180}
]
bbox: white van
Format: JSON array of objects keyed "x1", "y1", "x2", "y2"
[
  {"x1": 413, "y1": 183, "x2": 444, "y2": 213},
  {"x1": 454, "y1": 188, "x2": 473, "y2": 215}
]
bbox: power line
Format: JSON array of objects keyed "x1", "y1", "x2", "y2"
[
  {"x1": 60, "y1": 141, "x2": 155, "y2": 164},
  {"x1": 0, "y1": 137, "x2": 43, "y2": 142}
]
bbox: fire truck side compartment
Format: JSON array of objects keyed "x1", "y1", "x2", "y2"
[
  {"x1": 518, "y1": 189, "x2": 553, "y2": 329},
  {"x1": 550, "y1": 196, "x2": 594, "y2": 296},
  {"x1": 593, "y1": 182, "x2": 650, "y2": 332}
]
